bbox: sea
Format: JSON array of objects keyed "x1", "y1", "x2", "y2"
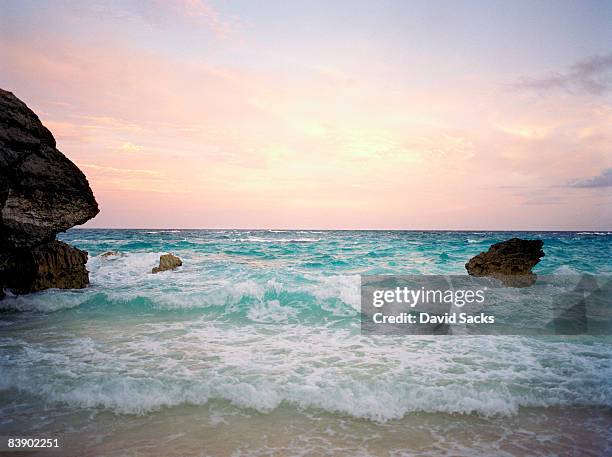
[{"x1": 0, "y1": 229, "x2": 610, "y2": 456}]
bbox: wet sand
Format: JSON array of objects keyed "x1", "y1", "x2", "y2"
[{"x1": 3, "y1": 400, "x2": 609, "y2": 456}]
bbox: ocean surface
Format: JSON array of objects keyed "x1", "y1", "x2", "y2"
[{"x1": 1, "y1": 229, "x2": 611, "y2": 456}]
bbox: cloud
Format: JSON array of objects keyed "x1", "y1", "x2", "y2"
[
  {"x1": 513, "y1": 53, "x2": 612, "y2": 95},
  {"x1": 77, "y1": 116, "x2": 146, "y2": 133},
  {"x1": 66, "y1": 0, "x2": 240, "y2": 38},
  {"x1": 78, "y1": 163, "x2": 181, "y2": 193},
  {"x1": 567, "y1": 168, "x2": 612, "y2": 188},
  {"x1": 522, "y1": 196, "x2": 567, "y2": 206},
  {"x1": 117, "y1": 141, "x2": 144, "y2": 153},
  {"x1": 80, "y1": 163, "x2": 161, "y2": 177},
  {"x1": 169, "y1": 0, "x2": 239, "y2": 37}
]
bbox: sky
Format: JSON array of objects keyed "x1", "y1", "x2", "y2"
[{"x1": 1, "y1": 0, "x2": 611, "y2": 230}]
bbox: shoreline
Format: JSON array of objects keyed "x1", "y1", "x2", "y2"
[{"x1": 2, "y1": 400, "x2": 609, "y2": 456}]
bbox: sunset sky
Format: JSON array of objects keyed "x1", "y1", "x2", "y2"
[{"x1": 1, "y1": 0, "x2": 611, "y2": 229}]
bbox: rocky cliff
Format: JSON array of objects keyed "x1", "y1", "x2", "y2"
[{"x1": 0, "y1": 89, "x2": 99, "y2": 298}]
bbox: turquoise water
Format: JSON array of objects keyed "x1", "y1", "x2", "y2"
[{"x1": 1, "y1": 230, "x2": 611, "y2": 455}]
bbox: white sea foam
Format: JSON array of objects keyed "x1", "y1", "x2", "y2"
[
  {"x1": 246, "y1": 300, "x2": 298, "y2": 323},
  {"x1": 88, "y1": 251, "x2": 165, "y2": 286},
  {"x1": 2, "y1": 327, "x2": 610, "y2": 419},
  {"x1": 305, "y1": 274, "x2": 361, "y2": 312},
  {"x1": 552, "y1": 265, "x2": 581, "y2": 275},
  {"x1": 0, "y1": 289, "x2": 89, "y2": 312},
  {"x1": 236, "y1": 237, "x2": 322, "y2": 243}
]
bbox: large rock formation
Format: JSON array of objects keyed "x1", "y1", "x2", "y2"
[
  {"x1": 152, "y1": 253, "x2": 182, "y2": 273},
  {"x1": 465, "y1": 238, "x2": 544, "y2": 287},
  {"x1": 1, "y1": 241, "x2": 90, "y2": 294},
  {"x1": 0, "y1": 89, "x2": 99, "y2": 298}
]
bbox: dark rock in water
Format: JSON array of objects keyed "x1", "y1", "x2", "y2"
[
  {"x1": 1, "y1": 241, "x2": 89, "y2": 294},
  {"x1": 152, "y1": 254, "x2": 182, "y2": 273},
  {"x1": 100, "y1": 251, "x2": 121, "y2": 259},
  {"x1": 0, "y1": 89, "x2": 99, "y2": 296},
  {"x1": 465, "y1": 238, "x2": 544, "y2": 287}
]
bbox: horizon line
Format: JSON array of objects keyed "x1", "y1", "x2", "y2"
[{"x1": 70, "y1": 227, "x2": 612, "y2": 233}]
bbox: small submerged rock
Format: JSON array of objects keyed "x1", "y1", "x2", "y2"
[
  {"x1": 465, "y1": 238, "x2": 544, "y2": 287},
  {"x1": 100, "y1": 251, "x2": 121, "y2": 259},
  {"x1": 152, "y1": 253, "x2": 182, "y2": 273}
]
